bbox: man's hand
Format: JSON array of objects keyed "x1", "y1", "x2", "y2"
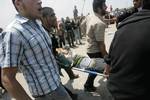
[
  {"x1": 2, "y1": 67, "x2": 32, "y2": 100},
  {"x1": 103, "y1": 64, "x2": 111, "y2": 78}
]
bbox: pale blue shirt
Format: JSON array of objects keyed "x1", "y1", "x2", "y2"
[{"x1": 0, "y1": 14, "x2": 60, "y2": 96}]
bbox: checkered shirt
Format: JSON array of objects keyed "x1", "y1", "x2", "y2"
[{"x1": 0, "y1": 14, "x2": 60, "y2": 96}]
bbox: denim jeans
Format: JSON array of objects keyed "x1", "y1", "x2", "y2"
[{"x1": 34, "y1": 85, "x2": 72, "y2": 100}]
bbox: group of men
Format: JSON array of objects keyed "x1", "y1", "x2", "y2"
[
  {"x1": 0, "y1": 0, "x2": 73, "y2": 100},
  {"x1": 0, "y1": 0, "x2": 150, "y2": 100}
]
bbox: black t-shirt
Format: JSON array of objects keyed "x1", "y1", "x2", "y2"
[{"x1": 65, "y1": 21, "x2": 72, "y2": 31}]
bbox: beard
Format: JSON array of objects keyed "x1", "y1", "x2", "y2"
[{"x1": 101, "y1": 10, "x2": 106, "y2": 16}]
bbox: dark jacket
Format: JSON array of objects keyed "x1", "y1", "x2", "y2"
[
  {"x1": 107, "y1": 10, "x2": 150, "y2": 100},
  {"x1": 65, "y1": 20, "x2": 73, "y2": 31},
  {"x1": 116, "y1": 7, "x2": 138, "y2": 27}
]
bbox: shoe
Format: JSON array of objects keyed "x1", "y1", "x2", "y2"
[
  {"x1": 72, "y1": 45, "x2": 78, "y2": 48},
  {"x1": 70, "y1": 45, "x2": 73, "y2": 48},
  {"x1": 84, "y1": 86, "x2": 96, "y2": 92},
  {"x1": 70, "y1": 74, "x2": 79, "y2": 80},
  {"x1": 79, "y1": 42, "x2": 82, "y2": 45}
]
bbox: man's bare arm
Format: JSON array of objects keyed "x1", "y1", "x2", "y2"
[
  {"x1": 97, "y1": 41, "x2": 108, "y2": 57},
  {"x1": 2, "y1": 67, "x2": 32, "y2": 100}
]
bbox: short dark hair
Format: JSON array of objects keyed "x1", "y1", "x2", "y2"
[
  {"x1": 93, "y1": 0, "x2": 106, "y2": 13},
  {"x1": 142, "y1": 0, "x2": 150, "y2": 9},
  {"x1": 12, "y1": 0, "x2": 18, "y2": 11},
  {"x1": 41, "y1": 7, "x2": 54, "y2": 18},
  {"x1": 12, "y1": 0, "x2": 15, "y2": 5}
]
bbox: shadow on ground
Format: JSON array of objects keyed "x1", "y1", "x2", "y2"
[{"x1": 64, "y1": 79, "x2": 101, "y2": 100}]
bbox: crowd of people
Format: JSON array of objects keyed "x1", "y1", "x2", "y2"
[{"x1": 1, "y1": 0, "x2": 150, "y2": 100}]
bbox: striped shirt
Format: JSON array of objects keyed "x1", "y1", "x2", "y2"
[{"x1": 0, "y1": 14, "x2": 60, "y2": 96}]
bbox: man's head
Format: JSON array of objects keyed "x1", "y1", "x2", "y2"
[
  {"x1": 93, "y1": 0, "x2": 107, "y2": 16},
  {"x1": 12, "y1": 0, "x2": 42, "y2": 19},
  {"x1": 74, "y1": 5, "x2": 77, "y2": 9},
  {"x1": 66, "y1": 17, "x2": 70, "y2": 22},
  {"x1": 41, "y1": 7, "x2": 57, "y2": 30},
  {"x1": 133, "y1": 0, "x2": 143, "y2": 9},
  {"x1": 142, "y1": 0, "x2": 150, "y2": 10}
]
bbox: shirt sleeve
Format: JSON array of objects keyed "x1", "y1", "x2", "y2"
[
  {"x1": 2, "y1": 31, "x2": 23, "y2": 68},
  {"x1": 94, "y1": 23, "x2": 105, "y2": 42}
]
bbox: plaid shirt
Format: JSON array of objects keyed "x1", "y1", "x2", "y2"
[{"x1": 0, "y1": 14, "x2": 60, "y2": 96}]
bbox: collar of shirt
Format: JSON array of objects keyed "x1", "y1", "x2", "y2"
[
  {"x1": 15, "y1": 14, "x2": 44, "y2": 31},
  {"x1": 15, "y1": 14, "x2": 37, "y2": 24},
  {"x1": 15, "y1": 14, "x2": 29, "y2": 24},
  {"x1": 94, "y1": 12, "x2": 105, "y2": 23}
]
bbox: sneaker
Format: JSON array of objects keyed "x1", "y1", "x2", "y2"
[{"x1": 84, "y1": 86, "x2": 96, "y2": 92}]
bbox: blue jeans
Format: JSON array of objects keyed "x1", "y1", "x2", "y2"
[{"x1": 35, "y1": 85, "x2": 72, "y2": 100}]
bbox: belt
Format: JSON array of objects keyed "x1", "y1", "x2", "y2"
[{"x1": 33, "y1": 92, "x2": 52, "y2": 98}]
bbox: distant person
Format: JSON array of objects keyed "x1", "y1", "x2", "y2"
[
  {"x1": 65, "y1": 17, "x2": 76, "y2": 48},
  {"x1": 58, "y1": 23, "x2": 66, "y2": 48},
  {"x1": 81, "y1": 0, "x2": 108, "y2": 92},
  {"x1": 104, "y1": 0, "x2": 150, "y2": 99},
  {"x1": 73, "y1": 5, "x2": 78, "y2": 19},
  {"x1": 0, "y1": 0, "x2": 72, "y2": 100},
  {"x1": 61, "y1": 17, "x2": 66, "y2": 29},
  {"x1": 116, "y1": 0, "x2": 143, "y2": 26},
  {"x1": 72, "y1": 19, "x2": 82, "y2": 45}
]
